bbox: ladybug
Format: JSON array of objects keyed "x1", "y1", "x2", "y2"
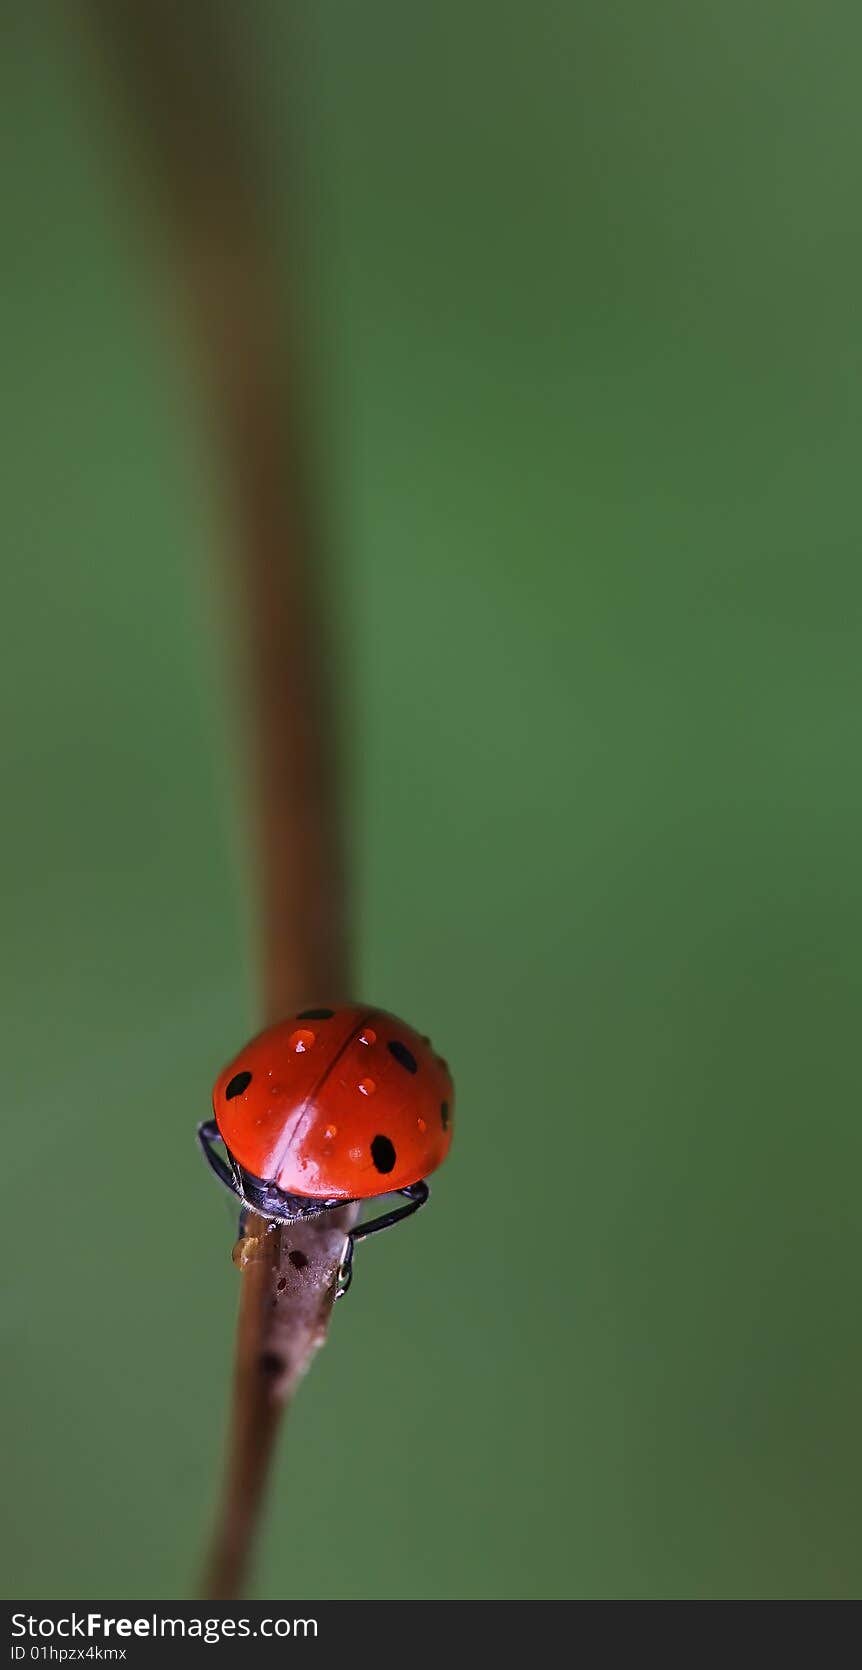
[{"x1": 198, "y1": 1005, "x2": 453, "y2": 1292}]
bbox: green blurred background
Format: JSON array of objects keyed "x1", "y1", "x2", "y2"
[{"x1": 3, "y1": 1, "x2": 861, "y2": 1600}]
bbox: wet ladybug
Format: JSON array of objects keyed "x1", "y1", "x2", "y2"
[{"x1": 198, "y1": 1005, "x2": 454, "y2": 1292}]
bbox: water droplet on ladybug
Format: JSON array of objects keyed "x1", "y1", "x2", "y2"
[
  {"x1": 358, "y1": 1077, "x2": 376, "y2": 1096},
  {"x1": 359, "y1": 1028, "x2": 377, "y2": 1047},
  {"x1": 323, "y1": 1123, "x2": 338, "y2": 1140},
  {"x1": 417, "y1": 1117, "x2": 427, "y2": 1133},
  {"x1": 288, "y1": 1028, "x2": 315, "y2": 1053}
]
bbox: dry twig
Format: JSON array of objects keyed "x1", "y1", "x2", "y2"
[{"x1": 88, "y1": 1, "x2": 354, "y2": 1599}]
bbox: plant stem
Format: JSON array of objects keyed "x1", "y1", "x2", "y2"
[{"x1": 88, "y1": 1, "x2": 353, "y2": 1599}]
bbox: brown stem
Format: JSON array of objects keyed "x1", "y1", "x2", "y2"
[
  {"x1": 87, "y1": 2, "x2": 353, "y2": 1598},
  {"x1": 205, "y1": 1204, "x2": 357, "y2": 1601}
]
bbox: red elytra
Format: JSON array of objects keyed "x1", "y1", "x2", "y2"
[{"x1": 212, "y1": 1005, "x2": 453, "y2": 1204}]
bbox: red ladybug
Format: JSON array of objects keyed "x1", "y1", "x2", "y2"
[{"x1": 198, "y1": 1005, "x2": 453, "y2": 1292}]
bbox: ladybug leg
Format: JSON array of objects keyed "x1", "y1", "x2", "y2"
[
  {"x1": 336, "y1": 1237, "x2": 355, "y2": 1299},
  {"x1": 335, "y1": 1181, "x2": 430, "y2": 1300},
  {"x1": 350, "y1": 1180, "x2": 430, "y2": 1245},
  {"x1": 197, "y1": 1118, "x2": 241, "y2": 1200}
]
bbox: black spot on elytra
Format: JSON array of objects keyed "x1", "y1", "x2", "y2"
[
  {"x1": 297, "y1": 1008, "x2": 335, "y2": 1020},
  {"x1": 225, "y1": 1070, "x2": 252, "y2": 1100},
  {"x1": 388, "y1": 1039, "x2": 418, "y2": 1074},
  {"x1": 371, "y1": 1134, "x2": 396, "y2": 1174},
  {"x1": 441, "y1": 1100, "x2": 450, "y2": 1131},
  {"x1": 288, "y1": 1249, "x2": 309, "y2": 1270},
  {"x1": 259, "y1": 1351, "x2": 285, "y2": 1377}
]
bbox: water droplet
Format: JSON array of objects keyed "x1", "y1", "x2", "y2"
[
  {"x1": 323, "y1": 1123, "x2": 338, "y2": 1140},
  {"x1": 417, "y1": 1117, "x2": 427, "y2": 1133},
  {"x1": 232, "y1": 1234, "x2": 260, "y2": 1270},
  {"x1": 359, "y1": 1027, "x2": 377, "y2": 1047},
  {"x1": 288, "y1": 1028, "x2": 315, "y2": 1054},
  {"x1": 358, "y1": 1077, "x2": 376, "y2": 1096}
]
